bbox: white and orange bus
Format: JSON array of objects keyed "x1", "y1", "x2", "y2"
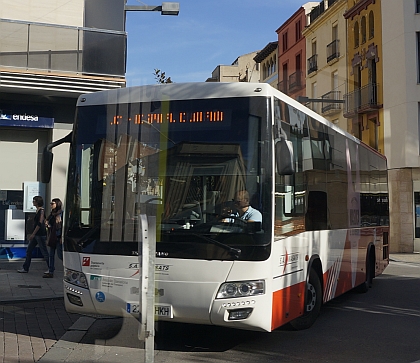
[{"x1": 43, "y1": 82, "x2": 389, "y2": 332}]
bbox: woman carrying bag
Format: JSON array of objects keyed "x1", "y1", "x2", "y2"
[{"x1": 43, "y1": 198, "x2": 63, "y2": 278}]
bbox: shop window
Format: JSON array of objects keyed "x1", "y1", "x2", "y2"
[{"x1": 415, "y1": 192, "x2": 420, "y2": 238}]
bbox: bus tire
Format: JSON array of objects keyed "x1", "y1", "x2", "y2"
[
  {"x1": 289, "y1": 268, "x2": 322, "y2": 330},
  {"x1": 357, "y1": 249, "x2": 374, "y2": 293}
]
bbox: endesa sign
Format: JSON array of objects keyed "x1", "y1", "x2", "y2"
[{"x1": 0, "y1": 113, "x2": 54, "y2": 128}]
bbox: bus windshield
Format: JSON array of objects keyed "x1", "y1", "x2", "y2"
[{"x1": 64, "y1": 96, "x2": 272, "y2": 261}]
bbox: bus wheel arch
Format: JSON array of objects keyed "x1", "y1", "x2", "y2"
[
  {"x1": 289, "y1": 257, "x2": 323, "y2": 330},
  {"x1": 357, "y1": 243, "x2": 376, "y2": 293}
]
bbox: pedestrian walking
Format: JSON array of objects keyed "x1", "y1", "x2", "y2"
[
  {"x1": 17, "y1": 196, "x2": 49, "y2": 273},
  {"x1": 43, "y1": 198, "x2": 63, "y2": 278}
]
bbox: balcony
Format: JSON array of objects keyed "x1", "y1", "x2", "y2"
[
  {"x1": 0, "y1": 18, "x2": 126, "y2": 78},
  {"x1": 288, "y1": 71, "x2": 303, "y2": 91},
  {"x1": 309, "y1": 1, "x2": 325, "y2": 23},
  {"x1": 307, "y1": 54, "x2": 318, "y2": 74},
  {"x1": 326, "y1": 40, "x2": 340, "y2": 63},
  {"x1": 321, "y1": 90, "x2": 342, "y2": 115},
  {"x1": 343, "y1": 83, "x2": 382, "y2": 118}
]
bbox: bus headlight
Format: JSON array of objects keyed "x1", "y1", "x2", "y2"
[
  {"x1": 64, "y1": 268, "x2": 88, "y2": 289},
  {"x1": 216, "y1": 280, "x2": 265, "y2": 299}
]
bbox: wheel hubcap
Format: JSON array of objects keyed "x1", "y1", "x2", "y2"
[{"x1": 306, "y1": 283, "x2": 316, "y2": 312}]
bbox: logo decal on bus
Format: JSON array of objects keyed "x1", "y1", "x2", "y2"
[
  {"x1": 279, "y1": 252, "x2": 299, "y2": 266},
  {"x1": 82, "y1": 257, "x2": 91, "y2": 266},
  {"x1": 156, "y1": 251, "x2": 169, "y2": 257},
  {"x1": 155, "y1": 264, "x2": 170, "y2": 272},
  {"x1": 279, "y1": 252, "x2": 299, "y2": 274}
]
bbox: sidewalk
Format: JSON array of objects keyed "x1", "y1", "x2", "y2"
[
  {"x1": 0, "y1": 257, "x2": 64, "y2": 303},
  {"x1": 1, "y1": 253, "x2": 419, "y2": 363},
  {"x1": 388, "y1": 252, "x2": 420, "y2": 264}
]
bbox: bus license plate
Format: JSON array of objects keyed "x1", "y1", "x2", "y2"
[{"x1": 126, "y1": 303, "x2": 173, "y2": 318}]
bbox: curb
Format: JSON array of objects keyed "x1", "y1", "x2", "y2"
[
  {"x1": 38, "y1": 317, "x2": 96, "y2": 362},
  {"x1": 0, "y1": 295, "x2": 64, "y2": 304}
]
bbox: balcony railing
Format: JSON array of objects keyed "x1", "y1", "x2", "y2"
[
  {"x1": 288, "y1": 71, "x2": 303, "y2": 91},
  {"x1": 307, "y1": 54, "x2": 318, "y2": 74},
  {"x1": 309, "y1": 1, "x2": 325, "y2": 23},
  {"x1": 321, "y1": 90, "x2": 342, "y2": 114},
  {"x1": 0, "y1": 18, "x2": 126, "y2": 77},
  {"x1": 343, "y1": 83, "x2": 382, "y2": 117},
  {"x1": 326, "y1": 39, "x2": 340, "y2": 63}
]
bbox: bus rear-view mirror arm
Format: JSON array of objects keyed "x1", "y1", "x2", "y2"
[{"x1": 41, "y1": 131, "x2": 73, "y2": 183}]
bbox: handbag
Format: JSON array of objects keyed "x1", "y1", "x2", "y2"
[{"x1": 47, "y1": 221, "x2": 58, "y2": 248}]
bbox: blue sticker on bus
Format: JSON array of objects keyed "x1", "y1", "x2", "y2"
[{"x1": 95, "y1": 291, "x2": 106, "y2": 303}]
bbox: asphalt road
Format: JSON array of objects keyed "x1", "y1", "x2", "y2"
[
  {"x1": 52, "y1": 259, "x2": 420, "y2": 363},
  {"x1": 2, "y1": 257, "x2": 418, "y2": 363}
]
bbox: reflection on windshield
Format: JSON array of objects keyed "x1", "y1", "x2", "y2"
[{"x1": 65, "y1": 97, "x2": 272, "y2": 261}]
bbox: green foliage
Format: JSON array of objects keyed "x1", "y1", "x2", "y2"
[{"x1": 154, "y1": 69, "x2": 173, "y2": 84}]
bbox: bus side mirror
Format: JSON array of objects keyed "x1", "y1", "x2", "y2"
[
  {"x1": 40, "y1": 131, "x2": 73, "y2": 184},
  {"x1": 276, "y1": 139, "x2": 294, "y2": 175},
  {"x1": 41, "y1": 147, "x2": 53, "y2": 183}
]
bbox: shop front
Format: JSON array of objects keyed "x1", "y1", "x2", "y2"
[{"x1": 0, "y1": 111, "x2": 53, "y2": 260}]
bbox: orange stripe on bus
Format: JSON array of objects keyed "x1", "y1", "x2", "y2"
[{"x1": 271, "y1": 281, "x2": 306, "y2": 331}]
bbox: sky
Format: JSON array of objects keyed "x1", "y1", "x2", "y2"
[{"x1": 124, "y1": 0, "x2": 310, "y2": 86}]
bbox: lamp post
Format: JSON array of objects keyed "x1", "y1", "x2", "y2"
[{"x1": 124, "y1": 6, "x2": 179, "y2": 362}]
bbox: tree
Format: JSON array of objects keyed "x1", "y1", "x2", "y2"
[{"x1": 154, "y1": 69, "x2": 173, "y2": 84}]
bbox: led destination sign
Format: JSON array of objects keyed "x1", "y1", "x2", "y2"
[{"x1": 111, "y1": 110, "x2": 225, "y2": 126}]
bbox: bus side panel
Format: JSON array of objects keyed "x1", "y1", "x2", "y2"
[
  {"x1": 271, "y1": 281, "x2": 306, "y2": 330},
  {"x1": 322, "y1": 227, "x2": 389, "y2": 303},
  {"x1": 269, "y1": 235, "x2": 310, "y2": 331},
  {"x1": 372, "y1": 227, "x2": 390, "y2": 275}
]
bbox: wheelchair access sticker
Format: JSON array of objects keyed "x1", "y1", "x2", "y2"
[{"x1": 95, "y1": 291, "x2": 106, "y2": 303}]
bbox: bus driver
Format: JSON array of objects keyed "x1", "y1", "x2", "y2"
[{"x1": 232, "y1": 190, "x2": 262, "y2": 223}]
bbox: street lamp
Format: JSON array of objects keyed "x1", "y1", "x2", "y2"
[{"x1": 124, "y1": 2, "x2": 180, "y2": 16}]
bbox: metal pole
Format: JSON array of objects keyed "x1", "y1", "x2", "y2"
[{"x1": 138, "y1": 214, "x2": 156, "y2": 362}]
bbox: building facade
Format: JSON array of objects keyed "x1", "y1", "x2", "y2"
[
  {"x1": 381, "y1": 0, "x2": 420, "y2": 253},
  {"x1": 206, "y1": 51, "x2": 260, "y2": 83},
  {"x1": 253, "y1": 42, "x2": 278, "y2": 88},
  {"x1": 276, "y1": 2, "x2": 318, "y2": 101},
  {"x1": 0, "y1": 0, "x2": 126, "y2": 257},
  {"x1": 302, "y1": 0, "x2": 347, "y2": 129},
  {"x1": 343, "y1": 0, "x2": 384, "y2": 153}
]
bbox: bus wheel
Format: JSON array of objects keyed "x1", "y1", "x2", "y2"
[
  {"x1": 289, "y1": 268, "x2": 322, "y2": 330},
  {"x1": 357, "y1": 251, "x2": 374, "y2": 293}
]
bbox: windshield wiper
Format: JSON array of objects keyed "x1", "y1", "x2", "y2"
[{"x1": 191, "y1": 233, "x2": 241, "y2": 259}]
